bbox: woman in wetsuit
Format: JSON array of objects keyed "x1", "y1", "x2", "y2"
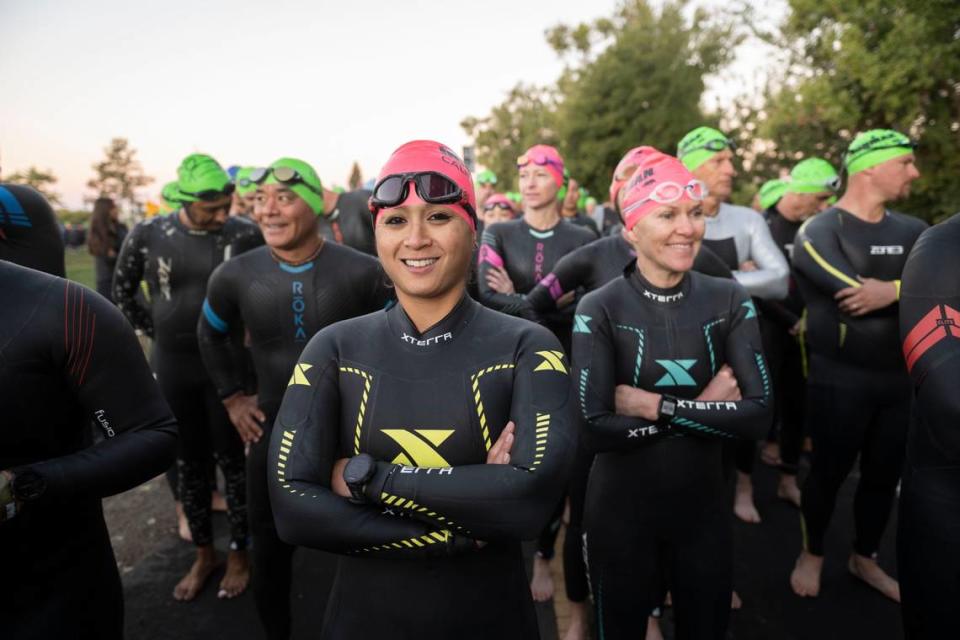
[
  {"x1": 268, "y1": 140, "x2": 574, "y2": 639},
  {"x1": 573, "y1": 150, "x2": 772, "y2": 639}
]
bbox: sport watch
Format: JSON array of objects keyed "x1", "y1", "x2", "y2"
[
  {"x1": 11, "y1": 468, "x2": 47, "y2": 502},
  {"x1": 656, "y1": 395, "x2": 678, "y2": 428},
  {"x1": 343, "y1": 454, "x2": 376, "y2": 504}
]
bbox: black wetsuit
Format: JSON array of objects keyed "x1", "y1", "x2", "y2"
[
  {"x1": 198, "y1": 241, "x2": 390, "y2": 640},
  {"x1": 0, "y1": 183, "x2": 65, "y2": 277},
  {"x1": 113, "y1": 212, "x2": 262, "y2": 549},
  {"x1": 792, "y1": 207, "x2": 926, "y2": 556},
  {"x1": 0, "y1": 261, "x2": 177, "y2": 640},
  {"x1": 317, "y1": 190, "x2": 376, "y2": 256},
  {"x1": 897, "y1": 213, "x2": 960, "y2": 639},
  {"x1": 573, "y1": 265, "x2": 771, "y2": 639},
  {"x1": 268, "y1": 295, "x2": 575, "y2": 639}
]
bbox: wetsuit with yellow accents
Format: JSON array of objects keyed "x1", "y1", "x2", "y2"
[
  {"x1": 792, "y1": 206, "x2": 926, "y2": 557},
  {"x1": 268, "y1": 295, "x2": 575, "y2": 639}
]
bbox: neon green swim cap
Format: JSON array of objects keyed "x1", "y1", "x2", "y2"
[
  {"x1": 844, "y1": 129, "x2": 915, "y2": 175},
  {"x1": 677, "y1": 126, "x2": 736, "y2": 171},
  {"x1": 505, "y1": 191, "x2": 522, "y2": 204},
  {"x1": 235, "y1": 167, "x2": 259, "y2": 196},
  {"x1": 174, "y1": 154, "x2": 233, "y2": 202},
  {"x1": 258, "y1": 158, "x2": 324, "y2": 215},
  {"x1": 787, "y1": 158, "x2": 840, "y2": 194},
  {"x1": 758, "y1": 179, "x2": 789, "y2": 210},
  {"x1": 476, "y1": 169, "x2": 498, "y2": 186},
  {"x1": 160, "y1": 181, "x2": 181, "y2": 206}
]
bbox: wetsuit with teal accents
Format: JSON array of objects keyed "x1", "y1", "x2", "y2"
[
  {"x1": 113, "y1": 212, "x2": 262, "y2": 550},
  {"x1": 477, "y1": 218, "x2": 595, "y2": 348},
  {"x1": 572, "y1": 264, "x2": 771, "y2": 639},
  {"x1": 268, "y1": 295, "x2": 575, "y2": 639},
  {"x1": 0, "y1": 183, "x2": 65, "y2": 277},
  {"x1": 792, "y1": 207, "x2": 926, "y2": 558},
  {"x1": 897, "y1": 213, "x2": 960, "y2": 639},
  {"x1": 0, "y1": 261, "x2": 177, "y2": 640},
  {"x1": 198, "y1": 241, "x2": 390, "y2": 640},
  {"x1": 317, "y1": 190, "x2": 376, "y2": 256}
]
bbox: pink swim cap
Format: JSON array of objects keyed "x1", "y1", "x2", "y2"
[
  {"x1": 483, "y1": 193, "x2": 516, "y2": 213},
  {"x1": 517, "y1": 144, "x2": 565, "y2": 188},
  {"x1": 620, "y1": 152, "x2": 705, "y2": 231},
  {"x1": 609, "y1": 146, "x2": 658, "y2": 207},
  {"x1": 373, "y1": 140, "x2": 477, "y2": 230}
]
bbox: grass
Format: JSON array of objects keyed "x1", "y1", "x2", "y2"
[{"x1": 64, "y1": 247, "x2": 97, "y2": 289}]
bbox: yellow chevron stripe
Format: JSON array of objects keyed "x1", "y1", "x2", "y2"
[
  {"x1": 340, "y1": 367, "x2": 373, "y2": 455},
  {"x1": 470, "y1": 363, "x2": 516, "y2": 451}
]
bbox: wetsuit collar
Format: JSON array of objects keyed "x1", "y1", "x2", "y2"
[
  {"x1": 387, "y1": 293, "x2": 479, "y2": 350},
  {"x1": 624, "y1": 261, "x2": 690, "y2": 306}
]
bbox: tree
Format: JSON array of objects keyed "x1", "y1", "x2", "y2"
[
  {"x1": 6, "y1": 166, "x2": 61, "y2": 205},
  {"x1": 745, "y1": 0, "x2": 960, "y2": 222},
  {"x1": 348, "y1": 161, "x2": 363, "y2": 190},
  {"x1": 87, "y1": 138, "x2": 154, "y2": 211}
]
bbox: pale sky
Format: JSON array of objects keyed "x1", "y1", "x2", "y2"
[{"x1": 0, "y1": 0, "x2": 781, "y2": 208}]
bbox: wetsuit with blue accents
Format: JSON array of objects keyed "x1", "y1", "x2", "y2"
[
  {"x1": 0, "y1": 183, "x2": 65, "y2": 277},
  {"x1": 897, "y1": 213, "x2": 960, "y2": 639},
  {"x1": 113, "y1": 212, "x2": 262, "y2": 550},
  {"x1": 0, "y1": 261, "x2": 177, "y2": 640},
  {"x1": 198, "y1": 241, "x2": 390, "y2": 640},
  {"x1": 792, "y1": 206, "x2": 926, "y2": 557},
  {"x1": 268, "y1": 295, "x2": 575, "y2": 639},
  {"x1": 573, "y1": 264, "x2": 771, "y2": 639}
]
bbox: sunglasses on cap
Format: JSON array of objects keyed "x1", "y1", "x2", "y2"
[
  {"x1": 517, "y1": 152, "x2": 563, "y2": 170},
  {"x1": 370, "y1": 172, "x2": 476, "y2": 218},
  {"x1": 681, "y1": 138, "x2": 737, "y2": 157},
  {"x1": 250, "y1": 166, "x2": 322, "y2": 195},
  {"x1": 622, "y1": 180, "x2": 708, "y2": 216},
  {"x1": 180, "y1": 183, "x2": 235, "y2": 201}
]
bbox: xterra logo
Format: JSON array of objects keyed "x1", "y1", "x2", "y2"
[
  {"x1": 382, "y1": 429, "x2": 455, "y2": 467},
  {"x1": 870, "y1": 245, "x2": 904, "y2": 255},
  {"x1": 654, "y1": 359, "x2": 697, "y2": 387},
  {"x1": 534, "y1": 350, "x2": 568, "y2": 373},
  {"x1": 642, "y1": 289, "x2": 683, "y2": 303},
  {"x1": 401, "y1": 332, "x2": 453, "y2": 347}
]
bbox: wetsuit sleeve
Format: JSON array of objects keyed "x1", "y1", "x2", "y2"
[
  {"x1": 270, "y1": 334, "x2": 470, "y2": 557},
  {"x1": 477, "y1": 226, "x2": 530, "y2": 316},
  {"x1": 112, "y1": 222, "x2": 153, "y2": 336},
  {"x1": 362, "y1": 330, "x2": 575, "y2": 541},
  {"x1": 197, "y1": 263, "x2": 247, "y2": 399},
  {"x1": 525, "y1": 246, "x2": 594, "y2": 314},
  {"x1": 733, "y1": 215, "x2": 789, "y2": 299},
  {"x1": 19, "y1": 282, "x2": 178, "y2": 500},
  {"x1": 793, "y1": 214, "x2": 863, "y2": 296}
]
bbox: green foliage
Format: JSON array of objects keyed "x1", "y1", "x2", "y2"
[
  {"x1": 57, "y1": 209, "x2": 92, "y2": 225},
  {"x1": 87, "y1": 137, "x2": 154, "y2": 212},
  {"x1": 5, "y1": 166, "x2": 61, "y2": 205}
]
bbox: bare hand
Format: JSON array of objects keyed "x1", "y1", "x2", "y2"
[
  {"x1": 615, "y1": 385, "x2": 660, "y2": 421},
  {"x1": 835, "y1": 277, "x2": 898, "y2": 316},
  {"x1": 697, "y1": 365, "x2": 741, "y2": 402},
  {"x1": 556, "y1": 290, "x2": 577, "y2": 309},
  {"x1": 788, "y1": 318, "x2": 804, "y2": 336},
  {"x1": 485, "y1": 267, "x2": 516, "y2": 294},
  {"x1": 222, "y1": 393, "x2": 265, "y2": 444},
  {"x1": 739, "y1": 260, "x2": 758, "y2": 272},
  {"x1": 561, "y1": 178, "x2": 580, "y2": 215},
  {"x1": 331, "y1": 458, "x2": 350, "y2": 498},
  {"x1": 486, "y1": 422, "x2": 515, "y2": 465}
]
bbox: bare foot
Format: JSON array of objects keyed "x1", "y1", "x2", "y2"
[
  {"x1": 218, "y1": 549, "x2": 250, "y2": 599},
  {"x1": 645, "y1": 616, "x2": 664, "y2": 640},
  {"x1": 760, "y1": 441, "x2": 781, "y2": 466},
  {"x1": 175, "y1": 501, "x2": 192, "y2": 542},
  {"x1": 211, "y1": 490, "x2": 227, "y2": 513},
  {"x1": 848, "y1": 554, "x2": 901, "y2": 602},
  {"x1": 734, "y1": 472, "x2": 761, "y2": 524},
  {"x1": 790, "y1": 550, "x2": 823, "y2": 597},
  {"x1": 173, "y1": 547, "x2": 218, "y2": 601},
  {"x1": 562, "y1": 601, "x2": 588, "y2": 640},
  {"x1": 731, "y1": 590, "x2": 742, "y2": 610},
  {"x1": 777, "y1": 475, "x2": 802, "y2": 508},
  {"x1": 530, "y1": 555, "x2": 555, "y2": 602}
]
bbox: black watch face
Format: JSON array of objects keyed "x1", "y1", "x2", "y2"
[
  {"x1": 345, "y1": 456, "x2": 372, "y2": 485},
  {"x1": 662, "y1": 398, "x2": 677, "y2": 416}
]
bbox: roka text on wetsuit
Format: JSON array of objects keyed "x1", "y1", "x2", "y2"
[
  {"x1": 268, "y1": 295, "x2": 575, "y2": 639},
  {"x1": 113, "y1": 212, "x2": 262, "y2": 550},
  {"x1": 198, "y1": 241, "x2": 390, "y2": 639},
  {"x1": 0, "y1": 183, "x2": 65, "y2": 277},
  {"x1": 792, "y1": 206, "x2": 926, "y2": 557},
  {"x1": 897, "y1": 213, "x2": 960, "y2": 639},
  {"x1": 573, "y1": 265, "x2": 771, "y2": 639},
  {"x1": 0, "y1": 261, "x2": 177, "y2": 640}
]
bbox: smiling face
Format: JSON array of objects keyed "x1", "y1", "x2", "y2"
[
  {"x1": 518, "y1": 164, "x2": 560, "y2": 210},
  {"x1": 253, "y1": 183, "x2": 318, "y2": 250},
  {"x1": 375, "y1": 203, "x2": 475, "y2": 301},
  {"x1": 624, "y1": 199, "x2": 705, "y2": 281}
]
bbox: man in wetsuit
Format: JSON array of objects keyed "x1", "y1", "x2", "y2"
[
  {"x1": 0, "y1": 182, "x2": 65, "y2": 277},
  {"x1": 198, "y1": 158, "x2": 390, "y2": 640},
  {"x1": 678, "y1": 126, "x2": 789, "y2": 524},
  {"x1": 475, "y1": 169, "x2": 498, "y2": 215},
  {"x1": 309, "y1": 175, "x2": 377, "y2": 255},
  {"x1": 0, "y1": 222, "x2": 178, "y2": 639},
  {"x1": 790, "y1": 129, "x2": 926, "y2": 601},
  {"x1": 898, "y1": 212, "x2": 960, "y2": 639},
  {"x1": 113, "y1": 153, "x2": 263, "y2": 601},
  {"x1": 231, "y1": 167, "x2": 259, "y2": 219},
  {"x1": 759, "y1": 158, "x2": 840, "y2": 506}
]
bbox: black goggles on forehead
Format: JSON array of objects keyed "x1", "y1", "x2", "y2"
[
  {"x1": 682, "y1": 138, "x2": 737, "y2": 156},
  {"x1": 846, "y1": 138, "x2": 917, "y2": 160},
  {"x1": 180, "y1": 183, "x2": 235, "y2": 201},
  {"x1": 249, "y1": 166, "x2": 323, "y2": 195},
  {"x1": 370, "y1": 172, "x2": 476, "y2": 218}
]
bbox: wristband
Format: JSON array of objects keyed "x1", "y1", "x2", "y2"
[{"x1": 656, "y1": 395, "x2": 678, "y2": 427}]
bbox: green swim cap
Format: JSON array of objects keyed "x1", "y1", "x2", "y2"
[
  {"x1": 258, "y1": 157, "x2": 324, "y2": 215},
  {"x1": 476, "y1": 169, "x2": 498, "y2": 186},
  {"x1": 174, "y1": 154, "x2": 233, "y2": 202},
  {"x1": 787, "y1": 158, "x2": 840, "y2": 194},
  {"x1": 844, "y1": 129, "x2": 915, "y2": 175},
  {"x1": 677, "y1": 126, "x2": 736, "y2": 171},
  {"x1": 505, "y1": 191, "x2": 522, "y2": 204},
  {"x1": 759, "y1": 179, "x2": 789, "y2": 210},
  {"x1": 160, "y1": 181, "x2": 181, "y2": 206},
  {"x1": 332, "y1": 185, "x2": 346, "y2": 194},
  {"x1": 235, "y1": 167, "x2": 259, "y2": 196}
]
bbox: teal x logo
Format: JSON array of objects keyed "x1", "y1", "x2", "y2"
[
  {"x1": 574, "y1": 314, "x2": 591, "y2": 334},
  {"x1": 654, "y1": 359, "x2": 697, "y2": 387}
]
